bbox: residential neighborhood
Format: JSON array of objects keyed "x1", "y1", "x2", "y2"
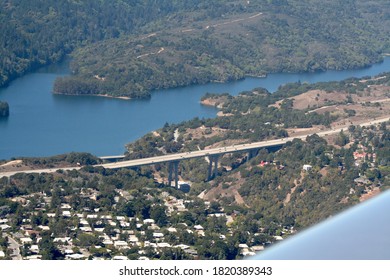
[
  {"x1": 0, "y1": 122, "x2": 389, "y2": 260},
  {"x1": 0, "y1": 187, "x2": 286, "y2": 260}
]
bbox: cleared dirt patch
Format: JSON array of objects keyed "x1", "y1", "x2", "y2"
[
  {"x1": 203, "y1": 172, "x2": 248, "y2": 206},
  {"x1": 360, "y1": 187, "x2": 381, "y2": 202}
]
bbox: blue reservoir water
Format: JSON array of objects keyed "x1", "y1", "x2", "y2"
[{"x1": 0, "y1": 57, "x2": 389, "y2": 159}]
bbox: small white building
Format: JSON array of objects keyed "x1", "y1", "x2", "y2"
[
  {"x1": 86, "y1": 214, "x2": 98, "y2": 219},
  {"x1": 273, "y1": 236, "x2": 284, "y2": 241},
  {"x1": 101, "y1": 215, "x2": 112, "y2": 220},
  {"x1": 303, "y1": 164, "x2": 313, "y2": 171},
  {"x1": 79, "y1": 219, "x2": 89, "y2": 225},
  {"x1": 53, "y1": 237, "x2": 71, "y2": 243},
  {"x1": 157, "y1": 243, "x2": 171, "y2": 248},
  {"x1": 113, "y1": 255, "x2": 129, "y2": 260},
  {"x1": 62, "y1": 211, "x2": 71, "y2": 217},
  {"x1": 66, "y1": 253, "x2": 86, "y2": 260},
  {"x1": 109, "y1": 221, "x2": 117, "y2": 227},
  {"x1": 80, "y1": 226, "x2": 93, "y2": 232},
  {"x1": 120, "y1": 221, "x2": 130, "y2": 227},
  {"x1": 175, "y1": 244, "x2": 190, "y2": 250},
  {"x1": 103, "y1": 240, "x2": 114, "y2": 246},
  {"x1": 241, "y1": 250, "x2": 256, "y2": 257},
  {"x1": 64, "y1": 249, "x2": 74, "y2": 255},
  {"x1": 20, "y1": 237, "x2": 33, "y2": 244},
  {"x1": 167, "y1": 227, "x2": 177, "y2": 233},
  {"x1": 252, "y1": 245, "x2": 265, "y2": 252},
  {"x1": 24, "y1": 255, "x2": 42, "y2": 260},
  {"x1": 129, "y1": 235, "x2": 139, "y2": 243},
  {"x1": 30, "y1": 245, "x2": 39, "y2": 254},
  {"x1": 114, "y1": 240, "x2": 129, "y2": 248},
  {"x1": 153, "y1": 232, "x2": 164, "y2": 238},
  {"x1": 0, "y1": 224, "x2": 11, "y2": 231},
  {"x1": 148, "y1": 224, "x2": 160, "y2": 230},
  {"x1": 194, "y1": 225, "x2": 204, "y2": 231},
  {"x1": 38, "y1": 225, "x2": 50, "y2": 231},
  {"x1": 144, "y1": 241, "x2": 157, "y2": 248}
]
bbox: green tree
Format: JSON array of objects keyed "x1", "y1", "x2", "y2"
[
  {"x1": 150, "y1": 205, "x2": 168, "y2": 227},
  {"x1": 39, "y1": 232, "x2": 64, "y2": 260}
]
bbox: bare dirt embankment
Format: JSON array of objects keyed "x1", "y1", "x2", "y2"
[
  {"x1": 272, "y1": 89, "x2": 348, "y2": 110},
  {"x1": 203, "y1": 171, "x2": 248, "y2": 206},
  {"x1": 0, "y1": 160, "x2": 30, "y2": 173},
  {"x1": 0, "y1": 159, "x2": 78, "y2": 174},
  {"x1": 271, "y1": 79, "x2": 390, "y2": 139}
]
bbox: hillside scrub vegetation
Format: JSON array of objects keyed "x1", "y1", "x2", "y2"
[{"x1": 54, "y1": 0, "x2": 390, "y2": 97}]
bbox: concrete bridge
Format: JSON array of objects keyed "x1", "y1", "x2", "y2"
[
  {"x1": 100, "y1": 136, "x2": 294, "y2": 187},
  {"x1": 1, "y1": 116, "x2": 389, "y2": 187},
  {"x1": 99, "y1": 155, "x2": 126, "y2": 162},
  {"x1": 0, "y1": 134, "x2": 293, "y2": 185},
  {"x1": 97, "y1": 115, "x2": 390, "y2": 187}
]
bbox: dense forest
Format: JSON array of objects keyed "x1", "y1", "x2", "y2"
[
  {"x1": 54, "y1": 0, "x2": 390, "y2": 98},
  {"x1": 0, "y1": 101, "x2": 9, "y2": 117},
  {"x1": 1, "y1": 1, "x2": 390, "y2": 97},
  {"x1": 0, "y1": 0, "x2": 244, "y2": 88}
]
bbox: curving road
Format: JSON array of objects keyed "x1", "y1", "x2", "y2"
[{"x1": 4, "y1": 233, "x2": 22, "y2": 260}]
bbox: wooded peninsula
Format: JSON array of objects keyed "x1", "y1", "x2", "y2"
[{"x1": 1, "y1": 1, "x2": 390, "y2": 98}]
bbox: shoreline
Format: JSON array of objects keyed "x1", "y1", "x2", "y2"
[
  {"x1": 52, "y1": 92, "x2": 131, "y2": 100},
  {"x1": 49, "y1": 55, "x2": 390, "y2": 102}
]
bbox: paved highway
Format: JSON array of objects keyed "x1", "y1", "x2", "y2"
[
  {"x1": 4, "y1": 233, "x2": 22, "y2": 260},
  {"x1": 94, "y1": 116, "x2": 390, "y2": 169},
  {"x1": 1, "y1": 116, "x2": 389, "y2": 178}
]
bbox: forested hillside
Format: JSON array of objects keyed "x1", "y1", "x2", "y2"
[
  {"x1": 1, "y1": 1, "x2": 390, "y2": 97},
  {"x1": 54, "y1": 0, "x2": 390, "y2": 98},
  {"x1": 0, "y1": 0, "x2": 243, "y2": 88}
]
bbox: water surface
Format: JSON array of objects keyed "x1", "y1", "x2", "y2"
[{"x1": 1, "y1": 57, "x2": 389, "y2": 159}]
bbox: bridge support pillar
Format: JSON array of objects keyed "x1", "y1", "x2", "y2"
[
  {"x1": 247, "y1": 148, "x2": 259, "y2": 162},
  {"x1": 207, "y1": 155, "x2": 219, "y2": 181},
  {"x1": 168, "y1": 161, "x2": 180, "y2": 188}
]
